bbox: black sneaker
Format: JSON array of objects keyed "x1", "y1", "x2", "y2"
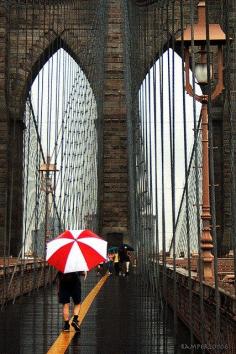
[
  {"x1": 63, "y1": 321, "x2": 70, "y2": 332},
  {"x1": 71, "y1": 318, "x2": 80, "y2": 333}
]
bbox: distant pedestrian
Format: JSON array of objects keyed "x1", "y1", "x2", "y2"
[
  {"x1": 107, "y1": 252, "x2": 114, "y2": 274},
  {"x1": 113, "y1": 251, "x2": 120, "y2": 275},
  {"x1": 119, "y1": 247, "x2": 131, "y2": 276},
  {"x1": 57, "y1": 271, "x2": 87, "y2": 332}
]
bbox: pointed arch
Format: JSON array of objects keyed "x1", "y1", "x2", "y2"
[
  {"x1": 23, "y1": 46, "x2": 99, "y2": 255},
  {"x1": 137, "y1": 48, "x2": 202, "y2": 252},
  {"x1": 10, "y1": 32, "x2": 96, "y2": 120},
  {"x1": 28, "y1": 35, "x2": 94, "y2": 96}
]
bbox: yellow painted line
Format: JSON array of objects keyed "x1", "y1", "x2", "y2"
[{"x1": 47, "y1": 274, "x2": 109, "y2": 354}]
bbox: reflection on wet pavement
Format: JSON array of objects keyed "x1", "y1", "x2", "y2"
[{"x1": 0, "y1": 271, "x2": 199, "y2": 354}]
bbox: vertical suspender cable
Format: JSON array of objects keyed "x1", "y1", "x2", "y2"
[
  {"x1": 181, "y1": 1, "x2": 205, "y2": 353},
  {"x1": 152, "y1": 5, "x2": 162, "y2": 350},
  {"x1": 147, "y1": 3, "x2": 154, "y2": 293},
  {"x1": 158, "y1": 2, "x2": 168, "y2": 352},
  {"x1": 224, "y1": 0, "x2": 236, "y2": 293},
  {"x1": 2, "y1": 0, "x2": 12, "y2": 309},
  {"x1": 183, "y1": 0, "x2": 194, "y2": 350},
  {"x1": 7, "y1": 0, "x2": 16, "y2": 261},
  {"x1": 205, "y1": 1, "x2": 221, "y2": 350},
  {"x1": 122, "y1": 0, "x2": 137, "y2": 249},
  {"x1": 143, "y1": 8, "x2": 148, "y2": 280},
  {"x1": 153, "y1": 4, "x2": 160, "y2": 300},
  {"x1": 170, "y1": 0, "x2": 178, "y2": 346}
]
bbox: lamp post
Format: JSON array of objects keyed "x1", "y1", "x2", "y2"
[
  {"x1": 177, "y1": 1, "x2": 226, "y2": 281},
  {"x1": 39, "y1": 156, "x2": 58, "y2": 256}
]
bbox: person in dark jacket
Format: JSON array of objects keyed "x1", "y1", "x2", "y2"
[{"x1": 119, "y1": 247, "x2": 131, "y2": 276}]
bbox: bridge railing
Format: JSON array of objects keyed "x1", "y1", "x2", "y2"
[{"x1": 0, "y1": 258, "x2": 56, "y2": 307}]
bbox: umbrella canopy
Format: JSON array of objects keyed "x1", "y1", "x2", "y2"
[
  {"x1": 120, "y1": 243, "x2": 134, "y2": 251},
  {"x1": 46, "y1": 229, "x2": 107, "y2": 273}
]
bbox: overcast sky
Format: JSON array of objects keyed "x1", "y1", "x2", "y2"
[{"x1": 140, "y1": 49, "x2": 201, "y2": 248}]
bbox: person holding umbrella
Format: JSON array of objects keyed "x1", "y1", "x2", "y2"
[
  {"x1": 57, "y1": 270, "x2": 87, "y2": 332},
  {"x1": 119, "y1": 244, "x2": 133, "y2": 276},
  {"x1": 46, "y1": 229, "x2": 108, "y2": 332}
]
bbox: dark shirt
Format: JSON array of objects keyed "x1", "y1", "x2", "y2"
[
  {"x1": 57, "y1": 271, "x2": 81, "y2": 286},
  {"x1": 119, "y1": 250, "x2": 130, "y2": 262}
]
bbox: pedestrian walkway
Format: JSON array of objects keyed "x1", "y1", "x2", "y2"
[{"x1": 0, "y1": 270, "x2": 199, "y2": 354}]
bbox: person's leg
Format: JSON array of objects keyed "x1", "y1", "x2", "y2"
[
  {"x1": 119, "y1": 263, "x2": 122, "y2": 275},
  {"x1": 114, "y1": 262, "x2": 119, "y2": 275},
  {"x1": 59, "y1": 283, "x2": 71, "y2": 331},
  {"x1": 63, "y1": 303, "x2": 70, "y2": 321},
  {"x1": 71, "y1": 280, "x2": 81, "y2": 333},
  {"x1": 62, "y1": 303, "x2": 70, "y2": 331},
  {"x1": 126, "y1": 261, "x2": 130, "y2": 273},
  {"x1": 108, "y1": 261, "x2": 113, "y2": 274},
  {"x1": 122, "y1": 261, "x2": 126, "y2": 276},
  {"x1": 96, "y1": 264, "x2": 100, "y2": 275},
  {"x1": 73, "y1": 303, "x2": 81, "y2": 316},
  {"x1": 71, "y1": 303, "x2": 81, "y2": 332}
]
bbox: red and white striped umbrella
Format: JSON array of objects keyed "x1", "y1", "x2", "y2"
[{"x1": 46, "y1": 229, "x2": 107, "y2": 273}]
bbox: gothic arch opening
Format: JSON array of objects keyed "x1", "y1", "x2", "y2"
[
  {"x1": 136, "y1": 48, "x2": 202, "y2": 256},
  {"x1": 23, "y1": 48, "x2": 98, "y2": 256},
  {"x1": 27, "y1": 37, "x2": 92, "y2": 99}
]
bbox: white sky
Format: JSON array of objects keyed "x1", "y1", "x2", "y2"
[{"x1": 140, "y1": 49, "x2": 201, "y2": 248}]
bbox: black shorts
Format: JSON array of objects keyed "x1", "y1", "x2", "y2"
[{"x1": 58, "y1": 275, "x2": 81, "y2": 305}]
